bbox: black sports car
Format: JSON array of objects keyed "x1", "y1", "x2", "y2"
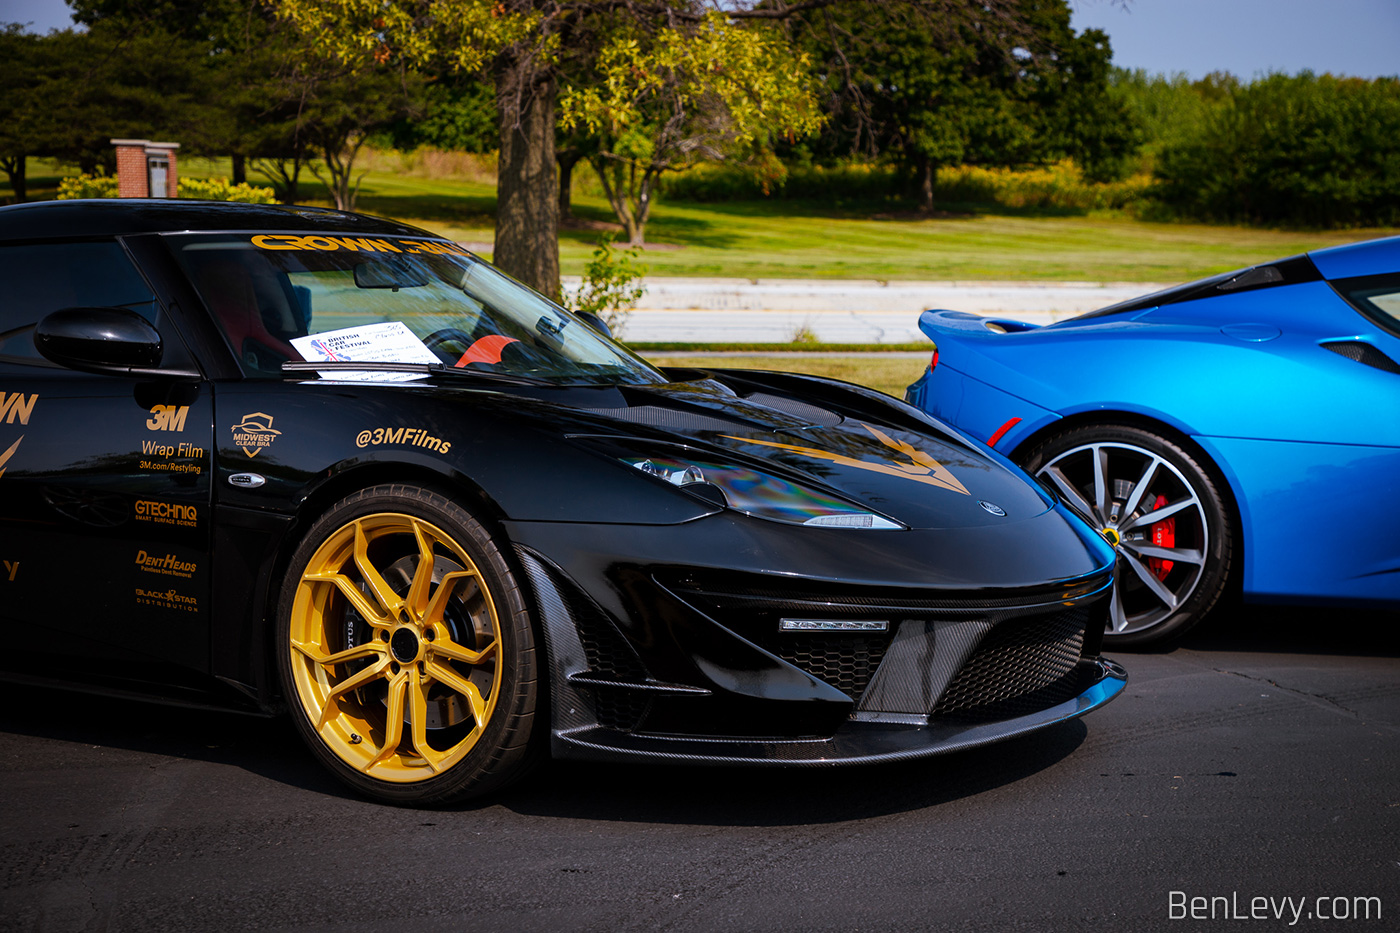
[{"x1": 0, "y1": 200, "x2": 1125, "y2": 805}]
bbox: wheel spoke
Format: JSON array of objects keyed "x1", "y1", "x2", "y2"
[
  {"x1": 405, "y1": 520, "x2": 438, "y2": 619},
  {"x1": 302, "y1": 570, "x2": 393, "y2": 627},
  {"x1": 425, "y1": 660, "x2": 489, "y2": 730},
  {"x1": 1122, "y1": 550, "x2": 1180, "y2": 610},
  {"x1": 1091, "y1": 445, "x2": 1111, "y2": 523},
  {"x1": 422, "y1": 570, "x2": 475, "y2": 627},
  {"x1": 291, "y1": 639, "x2": 384, "y2": 668},
  {"x1": 431, "y1": 635, "x2": 497, "y2": 666},
  {"x1": 408, "y1": 675, "x2": 446, "y2": 773},
  {"x1": 1125, "y1": 497, "x2": 1198, "y2": 529},
  {"x1": 1109, "y1": 583, "x2": 1128, "y2": 633},
  {"x1": 316, "y1": 656, "x2": 391, "y2": 731},
  {"x1": 1120, "y1": 456, "x2": 1161, "y2": 520},
  {"x1": 353, "y1": 520, "x2": 405, "y2": 620},
  {"x1": 1044, "y1": 464, "x2": 1097, "y2": 525},
  {"x1": 1123, "y1": 543, "x2": 1204, "y2": 565},
  {"x1": 366, "y1": 668, "x2": 410, "y2": 770}
]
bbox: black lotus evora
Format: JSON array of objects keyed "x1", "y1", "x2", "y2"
[{"x1": 0, "y1": 199, "x2": 1125, "y2": 804}]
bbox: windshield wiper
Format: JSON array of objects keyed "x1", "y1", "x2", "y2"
[{"x1": 281, "y1": 360, "x2": 550, "y2": 386}]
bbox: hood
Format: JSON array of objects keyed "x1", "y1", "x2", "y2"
[{"x1": 531, "y1": 375, "x2": 1055, "y2": 531}]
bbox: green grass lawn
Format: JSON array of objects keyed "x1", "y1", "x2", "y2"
[
  {"x1": 8, "y1": 155, "x2": 1396, "y2": 284},
  {"x1": 642, "y1": 354, "x2": 930, "y2": 399}
]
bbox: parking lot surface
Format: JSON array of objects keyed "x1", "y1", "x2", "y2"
[{"x1": 2, "y1": 606, "x2": 1396, "y2": 932}]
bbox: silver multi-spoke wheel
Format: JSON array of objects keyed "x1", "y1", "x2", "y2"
[{"x1": 1019, "y1": 425, "x2": 1232, "y2": 647}]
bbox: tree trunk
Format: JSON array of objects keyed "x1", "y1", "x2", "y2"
[
  {"x1": 494, "y1": 67, "x2": 559, "y2": 300},
  {"x1": 1, "y1": 156, "x2": 26, "y2": 203},
  {"x1": 557, "y1": 148, "x2": 580, "y2": 219},
  {"x1": 918, "y1": 156, "x2": 935, "y2": 213},
  {"x1": 231, "y1": 153, "x2": 246, "y2": 185}
]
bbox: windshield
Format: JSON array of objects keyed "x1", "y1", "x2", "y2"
[{"x1": 167, "y1": 233, "x2": 664, "y2": 386}]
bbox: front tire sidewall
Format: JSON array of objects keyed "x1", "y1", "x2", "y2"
[
  {"x1": 1019, "y1": 424, "x2": 1234, "y2": 649},
  {"x1": 276, "y1": 484, "x2": 537, "y2": 806}
]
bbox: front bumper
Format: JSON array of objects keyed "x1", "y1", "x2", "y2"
[
  {"x1": 510, "y1": 512, "x2": 1123, "y2": 765},
  {"x1": 549, "y1": 658, "x2": 1126, "y2": 766}
]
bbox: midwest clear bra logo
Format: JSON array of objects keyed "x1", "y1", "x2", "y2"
[{"x1": 231, "y1": 412, "x2": 281, "y2": 458}]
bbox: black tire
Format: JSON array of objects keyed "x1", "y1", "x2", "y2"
[
  {"x1": 1017, "y1": 424, "x2": 1234, "y2": 648},
  {"x1": 276, "y1": 484, "x2": 538, "y2": 805}
]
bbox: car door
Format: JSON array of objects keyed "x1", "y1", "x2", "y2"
[{"x1": 0, "y1": 238, "x2": 214, "y2": 690}]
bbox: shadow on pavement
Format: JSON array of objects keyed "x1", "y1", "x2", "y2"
[
  {"x1": 1171, "y1": 603, "x2": 1399, "y2": 658},
  {"x1": 0, "y1": 679, "x2": 1089, "y2": 820}
]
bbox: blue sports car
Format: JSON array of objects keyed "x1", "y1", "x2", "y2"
[{"x1": 906, "y1": 236, "x2": 1400, "y2": 646}]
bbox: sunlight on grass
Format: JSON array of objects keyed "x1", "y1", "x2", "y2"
[
  {"x1": 642, "y1": 354, "x2": 930, "y2": 399},
  {"x1": 9, "y1": 155, "x2": 1395, "y2": 285}
]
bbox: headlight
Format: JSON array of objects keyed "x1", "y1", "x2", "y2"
[{"x1": 622, "y1": 455, "x2": 903, "y2": 530}]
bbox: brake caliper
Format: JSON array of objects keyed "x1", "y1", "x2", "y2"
[{"x1": 1146, "y1": 493, "x2": 1175, "y2": 581}]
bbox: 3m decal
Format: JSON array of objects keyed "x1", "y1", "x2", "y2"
[
  {"x1": 146, "y1": 404, "x2": 190, "y2": 432},
  {"x1": 231, "y1": 412, "x2": 281, "y2": 458},
  {"x1": 251, "y1": 235, "x2": 471, "y2": 257},
  {"x1": 0, "y1": 435, "x2": 21, "y2": 479},
  {"x1": 139, "y1": 436, "x2": 206, "y2": 475},
  {"x1": 135, "y1": 549, "x2": 197, "y2": 579},
  {"x1": 135, "y1": 587, "x2": 199, "y2": 613},
  {"x1": 722, "y1": 423, "x2": 971, "y2": 496},
  {"x1": 0, "y1": 392, "x2": 36, "y2": 425},
  {"x1": 134, "y1": 499, "x2": 198, "y2": 528},
  {"x1": 2, "y1": 560, "x2": 16, "y2": 582},
  {"x1": 354, "y1": 427, "x2": 452, "y2": 454}
]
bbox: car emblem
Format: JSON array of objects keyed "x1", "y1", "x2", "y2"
[{"x1": 978, "y1": 500, "x2": 1007, "y2": 516}]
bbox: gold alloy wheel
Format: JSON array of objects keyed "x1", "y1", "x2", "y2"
[{"x1": 287, "y1": 512, "x2": 503, "y2": 783}]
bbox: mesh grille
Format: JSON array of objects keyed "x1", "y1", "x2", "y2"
[
  {"x1": 570, "y1": 591, "x2": 648, "y2": 683},
  {"x1": 588, "y1": 686, "x2": 652, "y2": 733},
  {"x1": 771, "y1": 634, "x2": 889, "y2": 700},
  {"x1": 933, "y1": 607, "x2": 1087, "y2": 721},
  {"x1": 1322, "y1": 341, "x2": 1400, "y2": 374}
]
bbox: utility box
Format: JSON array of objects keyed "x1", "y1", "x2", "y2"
[{"x1": 111, "y1": 139, "x2": 180, "y2": 198}]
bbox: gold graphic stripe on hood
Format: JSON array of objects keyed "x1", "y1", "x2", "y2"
[
  {"x1": 722, "y1": 423, "x2": 970, "y2": 496},
  {"x1": 0, "y1": 435, "x2": 22, "y2": 479}
]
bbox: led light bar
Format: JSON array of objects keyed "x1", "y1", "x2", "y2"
[{"x1": 779, "y1": 619, "x2": 889, "y2": 632}]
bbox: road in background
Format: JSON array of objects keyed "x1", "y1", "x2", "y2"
[
  {"x1": 560, "y1": 278, "x2": 1168, "y2": 342},
  {"x1": 2, "y1": 607, "x2": 1396, "y2": 932}
]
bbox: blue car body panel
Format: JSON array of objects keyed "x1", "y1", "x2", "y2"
[{"x1": 906, "y1": 238, "x2": 1400, "y2": 609}]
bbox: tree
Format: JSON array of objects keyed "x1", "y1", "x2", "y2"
[
  {"x1": 0, "y1": 26, "x2": 49, "y2": 201},
  {"x1": 788, "y1": 0, "x2": 1138, "y2": 210},
  {"x1": 274, "y1": 1, "x2": 1001, "y2": 299},
  {"x1": 557, "y1": 11, "x2": 822, "y2": 245}
]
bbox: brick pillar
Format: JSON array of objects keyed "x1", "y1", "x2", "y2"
[
  {"x1": 163, "y1": 146, "x2": 178, "y2": 198},
  {"x1": 111, "y1": 139, "x2": 149, "y2": 198},
  {"x1": 109, "y1": 139, "x2": 181, "y2": 197}
]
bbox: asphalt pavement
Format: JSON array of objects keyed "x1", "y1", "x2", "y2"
[{"x1": 1, "y1": 605, "x2": 1396, "y2": 933}]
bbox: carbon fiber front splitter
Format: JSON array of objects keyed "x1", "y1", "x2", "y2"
[{"x1": 551, "y1": 658, "x2": 1127, "y2": 766}]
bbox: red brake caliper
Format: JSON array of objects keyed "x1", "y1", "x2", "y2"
[{"x1": 1146, "y1": 493, "x2": 1175, "y2": 581}]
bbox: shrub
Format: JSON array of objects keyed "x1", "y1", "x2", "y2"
[
  {"x1": 178, "y1": 178, "x2": 278, "y2": 203},
  {"x1": 56, "y1": 174, "x2": 119, "y2": 199},
  {"x1": 571, "y1": 236, "x2": 647, "y2": 339},
  {"x1": 55, "y1": 174, "x2": 277, "y2": 203},
  {"x1": 1153, "y1": 73, "x2": 1400, "y2": 227}
]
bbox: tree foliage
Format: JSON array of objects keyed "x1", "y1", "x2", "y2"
[
  {"x1": 558, "y1": 11, "x2": 823, "y2": 244},
  {"x1": 1153, "y1": 72, "x2": 1400, "y2": 227},
  {"x1": 788, "y1": 0, "x2": 1139, "y2": 209}
]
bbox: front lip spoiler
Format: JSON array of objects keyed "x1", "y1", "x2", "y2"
[{"x1": 552, "y1": 658, "x2": 1127, "y2": 766}]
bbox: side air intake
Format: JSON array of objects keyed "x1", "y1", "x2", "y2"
[{"x1": 1321, "y1": 341, "x2": 1400, "y2": 374}]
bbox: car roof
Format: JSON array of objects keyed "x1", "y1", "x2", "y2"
[
  {"x1": 1309, "y1": 235, "x2": 1400, "y2": 280},
  {"x1": 0, "y1": 198, "x2": 433, "y2": 242}
]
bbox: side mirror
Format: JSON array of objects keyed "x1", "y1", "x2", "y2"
[
  {"x1": 576, "y1": 310, "x2": 613, "y2": 339},
  {"x1": 35, "y1": 307, "x2": 176, "y2": 376}
]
